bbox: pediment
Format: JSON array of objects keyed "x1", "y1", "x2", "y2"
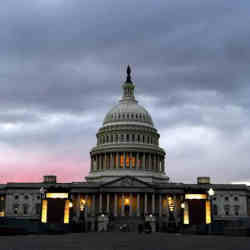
[{"x1": 102, "y1": 176, "x2": 153, "y2": 188}]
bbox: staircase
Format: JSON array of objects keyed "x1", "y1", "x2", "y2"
[{"x1": 110, "y1": 216, "x2": 144, "y2": 232}]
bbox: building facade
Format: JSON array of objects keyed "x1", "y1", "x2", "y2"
[{"x1": 0, "y1": 66, "x2": 249, "y2": 232}]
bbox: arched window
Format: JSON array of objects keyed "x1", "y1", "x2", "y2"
[
  {"x1": 103, "y1": 136, "x2": 105, "y2": 144},
  {"x1": 137, "y1": 135, "x2": 140, "y2": 142},
  {"x1": 126, "y1": 134, "x2": 129, "y2": 142},
  {"x1": 121, "y1": 134, "x2": 124, "y2": 142},
  {"x1": 142, "y1": 135, "x2": 145, "y2": 143},
  {"x1": 234, "y1": 205, "x2": 240, "y2": 216},
  {"x1": 116, "y1": 134, "x2": 118, "y2": 142},
  {"x1": 147, "y1": 136, "x2": 150, "y2": 144},
  {"x1": 224, "y1": 205, "x2": 230, "y2": 216},
  {"x1": 106, "y1": 135, "x2": 109, "y2": 143},
  {"x1": 110, "y1": 135, "x2": 113, "y2": 143},
  {"x1": 132, "y1": 134, "x2": 135, "y2": 142},
  {"x1": 13, "y1": 204, "x2": 19, "y2": 214},
  {"x1": 23, "y1": 204, "x2": 29, "y2": 215}
]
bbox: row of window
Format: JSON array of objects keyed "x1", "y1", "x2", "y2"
[
  {"x1": 213, "y1": 196, "x2": 239, "y2": 202},
  {"x1": 13, "y1": 203, "x2": 41, "y2": 215},
  {"x1": 213, "y1": 204, "x2": 240, "y2": 216},
  {"x1": 110, "y1": 113, "x2": 148, "y2": 121},
  {"x1": 14, "y1": 195, "x2": 40, "y2": 201},
  {"x1": 98, "y1": 134, "x2": 158, "y2": 145}
]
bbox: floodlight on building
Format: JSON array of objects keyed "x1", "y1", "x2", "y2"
[
  {"x1": 208, "y1": 188, "x2": 215, "y2": 197},
  {"x1": 124, "y1": 198, "x2": 130, "y2": 205}
]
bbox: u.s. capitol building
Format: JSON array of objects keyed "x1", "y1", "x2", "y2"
[{"x1": 0, "y1": 66, "x2": 249, "y2": 232}]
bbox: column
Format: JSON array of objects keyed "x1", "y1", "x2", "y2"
[
  {"x1": 99, "y1": 193, "x2": 102, "y2": 213},
  {"x1": 162, "y1": 158, "x2": 165, "y2": 173},
  {"x1": 166, "y1": 194, "x2": 169, "y2": 218},
  {"x1": 118, "y1": 152, "x2": 120, "y2": 168},
  {"x1": 154, "y1": 154, "x2": 157, "y2": 172},
  {"x1": 121, "y1": 193, "x2": 125, "y2": 216},
  {"x1": 149, "y1": 153, "x2": 152, "y2": 170},
  {"x1": 137, "y1": 193, "x2": 140, "y2": 216},
  {"x1": 151, "y1": 154, "x2": 154, "y2": 171},
  {"x1": 114, "y1": 193, "x2": 118, "y2": 217},
  {"x1": 104, "y1": 153, "x2": 106, "y2": 170},
  {"x1": 91, "y1": 194, "x2": 96, "y2": 216},
  {"x1": 123, "y1": 152, "x2": 126, "y2": 168},
  {"x1": 90, "y1": 156, "x2": 93, "y2": 172},
  {"x1": 76, "y1": 194, "x2": 80, "y2": 220},
  {"x1": 129, "y1": 152, "x2": 132, "y2": 168},
  {"x1": 152, "y1": 193, "x2": 155, "y2": 215},
  {"x1": 158, "y1": 155, "x2": 161, "y2": 172},
  {"x1": 98, "y1": 154, "x2": 101, "y2": 170},
  {"x1": 144, "y1": 193, "x2": 148, "y2": 215},
  {"x1": 111, "y1": 153, "x2": 114, "y2": 169},
  {"x1": 142, "y1": 153, "x2": 146, "y2": 170},
  {"x1": 173, "y1": 195, "x2": 177, "y2": 224},
  {"x1": 107, "y1": 193, "x2": 110, "y2": 214},
  {"x1": 129, "y1": 193, "x2": 133, "y2": 216},
  {"x1": 96, "y1": 155, "x2": 99, "y2": 170},
  {"x1": 136, "y1": 152, "x2": 140, "y2": 169},
  {"x1": 85, "y1": 194, "x2": 89, "y2": 218},
  {"x1": 184, "y1": 201, "x2": 189, "y2": 224},
  {"x1": 159, "y1": 194, "x2": 162, "y2": 217}
]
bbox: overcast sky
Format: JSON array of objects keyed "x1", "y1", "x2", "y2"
[{"x1": 1, "y1": 0, "x2": 250, "y2": 184}]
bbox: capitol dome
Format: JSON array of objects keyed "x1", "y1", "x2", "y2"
[
  {"x1": 86, "y1": 66, "x2": 169, "y2": 184},
  {"x1": 103, "y1": 99, "x2": 154, "y2": 127}
]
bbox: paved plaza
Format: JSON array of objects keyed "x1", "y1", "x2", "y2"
[{"x1": 0, "y1": 233, "x2": 250, "y2": 250}]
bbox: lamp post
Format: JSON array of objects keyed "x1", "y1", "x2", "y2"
[
  {"x1": 39, "y1": 186, "x2": 46, "y2": 199},
  {"x1": 39, "y1": 186, "x2": 46, "y2": 223},
  {"x1": 208, "y1": 187, "x2": 215, "y2": 234}
]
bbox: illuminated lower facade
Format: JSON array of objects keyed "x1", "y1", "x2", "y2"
[{"x1": 0, "y1": 175, "x2": 249, "y2": 232}]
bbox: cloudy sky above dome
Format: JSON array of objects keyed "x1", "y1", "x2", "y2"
[{"x1": 1, "y1": 0, "x2": 250, "y2": 184}]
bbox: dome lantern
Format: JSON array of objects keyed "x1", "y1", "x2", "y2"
[{"x1": 122, "y1": 65, "x2": 136, "y2": 101}]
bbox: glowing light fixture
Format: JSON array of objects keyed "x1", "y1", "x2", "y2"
[
  {"x1": 181, "y1": 202, "x2": 185, "y2": 209},
  {"x1": 168, "y1": 197, "x2": 174, "y2": 211},
  {"x1": 183, "y1": 202, "x2": 189, "y2": 224},
  {"x1": 0, "y1": 211, "x2": 5, "y2": 217},
  {"x1": 64, "y1": 200, "x2": 70, "y2": 224},
  {"x1": 80, "y1": 199, "x2": 86, "y2": 211},
  {"x1": 185, "y1": 194, "x2": 207, "y2": 200},
  {"x1": 124, "y1": 198, "x2": 130, "y2": 205},
  {"x1": 208, "y1": 188, "x2": 215, "y2": 197},
  {"x1": 69, "y1": 202, "x2": 73, "y2": 208},
  {"x1": 41, "y1": 200, "x2": 47, "y2": 223},
  {"x1": 206, "y1": 200, "x2": 211, "y2": 224},
  {"x1": 80, "y1": 199, "x2": 86, "y2": 205},
  {"x1": 46, "y1": 193, "x2": 68, "y2": 199}
]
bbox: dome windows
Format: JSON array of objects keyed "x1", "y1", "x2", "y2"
[{"x1": 126, "y1": 134, "x2": 130, "y2": 142}]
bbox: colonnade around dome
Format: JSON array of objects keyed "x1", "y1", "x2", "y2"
[{"x1": 90, "y1": 152, "x2": 165, "y2": 173}]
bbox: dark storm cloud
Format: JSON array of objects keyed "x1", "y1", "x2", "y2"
[{"x1": 1, "y1": 0, "x2": 250, "y2": 183}]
